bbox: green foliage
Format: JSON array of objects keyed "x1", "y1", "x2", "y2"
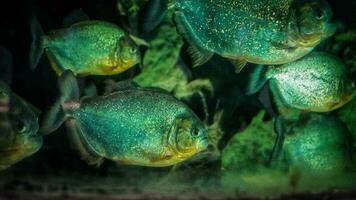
[
  {"x1": 222, "y1": 111, "x2": 275, "y2": 171},
  {"x1": 338, "y1": 97, "x2": 356, "y2": 139},
  {"x1": 133, "y1": 16, "x2": 185, "y2": 91},
  {"x1": 133, "y1": 15, "x2": 214, "y2": 100}
]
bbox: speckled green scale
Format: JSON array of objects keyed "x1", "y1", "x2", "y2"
[
  {"x1": 172, "y1": 0, "x2": 335, "y2": 66},
  {"x1": 283, "y1": 113, "x2": 354, "y2": 176},
  {"x1": 267, "y1": 52, "x2": 355, "y2": 113},
  {"x1": 42, "y1": 21, "x2": 140, "y2": 75}
]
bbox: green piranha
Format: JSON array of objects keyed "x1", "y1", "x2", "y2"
[
  {"x1": 0, "y1": 82, "x2": 42, "y2": 170},
  {"x1": 247, "y1": 52, "x2": 355, "y2": 162},
  {"x1": 30, "y1": 20, "x2": 140, "y2": 76},
  {"x1": 248, "y1": 52, "x2": 356, "y2": 116},
  {"x1": 283, "y1": 113, "x2": 354, "y2": 182},
  {"x1": 41, "y1": 71, "x2": 208, "y2": 167},
  {"x1": 167, "y1": 0, "x2": 335, "y2": 71}
]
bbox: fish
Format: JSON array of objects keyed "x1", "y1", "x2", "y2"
[
  {"x1": 0, "y1": 81, "x2": 42, "y2": 170},
  {"x1": 283, "y1": 113, "x2": 354, "y2": 178},
  {"x1": 167, "y1": 0, "x2": 336, "y2": 71},
  {"x1": 41, "y1": 71, "x2": 209, "y2": 167},
  {"x1": 248, "y1": 52, "x2": 356, "y2": 116},
  {"x1": 29, "y1": 19, "x2": 141, "y2": 76},
  {"x1": 247, "y1": 52, "x2": 355, "y2": 163}
]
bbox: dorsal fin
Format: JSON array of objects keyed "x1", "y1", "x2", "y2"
[
  {"x1": 103, "y1": 79, "x2": 138, "y2": 94},
  {"x1": 62, "y1": 9, "x2": 90, "y2": 27}
]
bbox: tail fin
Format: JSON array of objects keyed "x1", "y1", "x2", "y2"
[
  {"x1": 41, "y1": 70, "x2": 79, "y2": 135},
  {"x1": 140, "y1": 0, "x2": 168, "y2": 33},
  {"x1": 29, "y1": 17, "x2": 45, "y2": 70},
  {"x1": 245, "y1": 65, "x2": 268, "y2": 95}
]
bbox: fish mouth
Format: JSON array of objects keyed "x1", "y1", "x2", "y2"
[
  {"x1": 0, "y1": 138, "x2": 42, "y2": 158},
  {"x1": 327, "y1": 92, "x2": 356, "y2": 111},
  {"x1": 341, "y1": 90, "x2": 356, "y2": 105},
  {"x1": 295, "y1": 20, "x2": 336, "y2": 48},
  {"x1": 292, "y1": 24, "x2": 324, "y2": 48},
  {"x1": 288, "y1": 11, "x2": 335, "y2": 48},
  {"x1": 196, "y1": 137, "x2": 209, "y2": 152}
]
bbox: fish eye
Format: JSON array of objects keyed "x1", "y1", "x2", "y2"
[
  {"x1": 190, "y1": 128, "x2": 200, "y2": 138},
  {"x1": 16, "y1": 120, "x2": 27, "y2": 133},
  {"x1": 313, "y1": 6, "x2": 325, "y2": 19},
  {"x1": 129, "y1": 48, "x2": 137, "y2": 54}
]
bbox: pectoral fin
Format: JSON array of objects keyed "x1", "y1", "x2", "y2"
[
  {"x1": 129, "y1": 35, "x2": 150, "y2": 47},
  {"x1": 245, "y1": 64, "x2": 268, "y2": 95}
]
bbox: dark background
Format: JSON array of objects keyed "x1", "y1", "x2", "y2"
[{"x1": 0, "y1": 0, "x2": 355, "y2": 199}]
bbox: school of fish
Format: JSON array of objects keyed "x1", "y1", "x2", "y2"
[{"x1": 0, "y1": 0, "x2": 354, "y2": 186}]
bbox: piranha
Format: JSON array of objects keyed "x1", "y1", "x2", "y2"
[
  {"x1": 158, "y1": 0, "x2": 336, "y2": 71},
  {"x1": 29, "y1": 19, "x2": 141, "y2": 76},
  {"x1": 247, "y1": 52, "x2": 356, "y2": 162},
  {"x1": 0, "y1": 82, "x2": 42, "y2": 170},
  {"x1": 283, "y1": 113, "x2": 354, "y2": 186},
  {"x1": 41, "y1": 71, "x2": 209, "y2": 167},
  {"x1": 248, "y1": 52, "x2": 356, "y2": 114}
]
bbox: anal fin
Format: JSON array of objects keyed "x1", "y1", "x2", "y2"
[
  {"x1": 187, "y1": 45, "x2": 213, "y2": 67},
  {"x1": 231, "y1": 59, "x2": 247, "y2": 73}
]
